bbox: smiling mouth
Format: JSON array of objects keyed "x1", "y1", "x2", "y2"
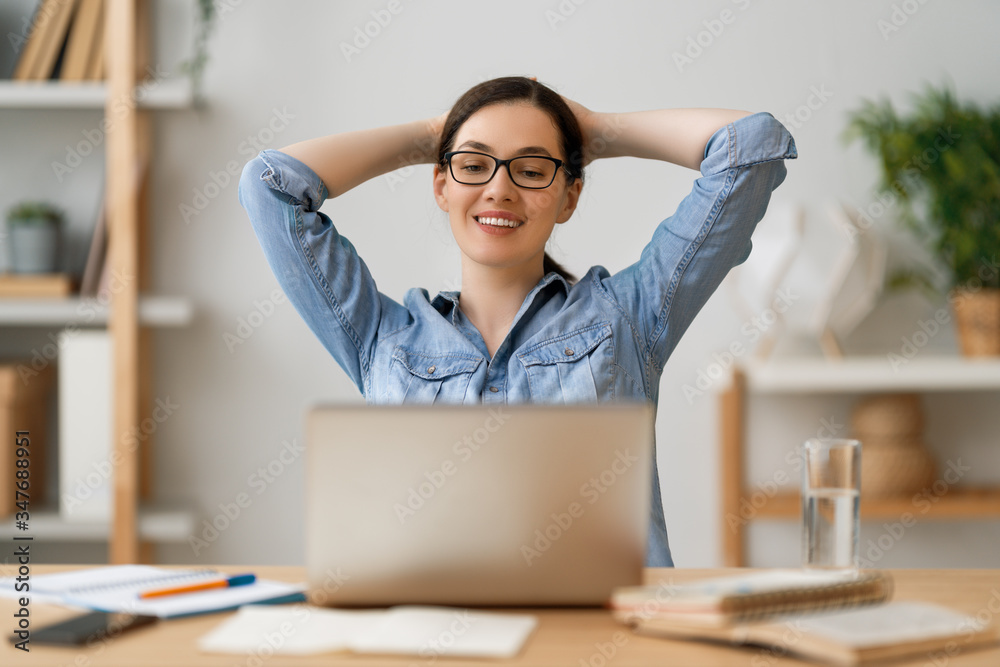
[{"x1": 475, "y1": 216, "x2": 523, "y2": 228}]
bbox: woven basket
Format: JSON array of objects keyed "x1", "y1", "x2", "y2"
[
  {"x1": 851, "y1": 393, "x2": 924, "y2": 439},
  {"x1": 860, "y1": 437, "x2": 938, "y2": 499},
  {"x1": 952, "y1": 287, "x2": 1000, "y2": 356}
]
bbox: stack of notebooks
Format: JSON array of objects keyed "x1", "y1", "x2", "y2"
[
  {"x1": 11, "y1": 0, "x2": 109, "y2": 82},
  {"x1": 611, "y1": 570, "x2": 1000, "y2": 666}
]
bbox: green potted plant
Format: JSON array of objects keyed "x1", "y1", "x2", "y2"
[
  {"x1": 5, "y1": 201, "x2": 64, "y2": 274},
  {"x1": 845, "y1": 84, "x2": 1000, "y2": 356}
]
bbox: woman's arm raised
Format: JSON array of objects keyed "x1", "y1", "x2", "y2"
[
  {"x1": 563, "y1": 97, "x2": 751, "y2": 170},
  {"x1": 277, "y1": 114, "x2": 445, "y2": 198}
]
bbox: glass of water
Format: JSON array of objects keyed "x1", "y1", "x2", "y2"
[{"x1": 801, "y1": 438, "x2": 861, "y2": 573}]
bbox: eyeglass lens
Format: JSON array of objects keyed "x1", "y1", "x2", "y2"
[{"x1": 450, "y1": 153, "x2": 557, "y2": 188}]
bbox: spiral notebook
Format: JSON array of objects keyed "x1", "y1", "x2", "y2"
[
  {"x1": 611, "y1": 570, "x2": 893, "y2": 627},
  {"x1": 2, "y1": 565, "x2": 306, "y2": 619}
]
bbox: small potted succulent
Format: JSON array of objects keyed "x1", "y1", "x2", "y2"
[{"x1": 5, "y1": 201, "x2": 64, "y2": 273}]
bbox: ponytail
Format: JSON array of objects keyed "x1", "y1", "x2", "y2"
[{"x1": 543, "y1": 251, "x2": 576, "y2": 285}]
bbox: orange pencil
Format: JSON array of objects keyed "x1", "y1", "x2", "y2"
[{"x1": 138, "y1": 574, "x2": 256, "y2": 599}]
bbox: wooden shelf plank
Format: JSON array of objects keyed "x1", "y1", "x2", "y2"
[
  {"x1": 741, "y1": 356, "x2": 1000, "y2": 393},
  {"x1": 0, "y1": 505, "x2": 196, "y2": 542},
  {"x1": 0, "y1": 296, "x2": 192, "y2": 327},
  {"x1": 749, "y1": 488, "x2": 1000, "y2": 520},
  {"x1": 0, "y1": 79, "x2": 193, "y2": 109}
]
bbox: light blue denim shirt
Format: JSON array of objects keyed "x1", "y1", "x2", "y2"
[{"x1": 239, "y1": 112, "x2": 797, "y2": 567}]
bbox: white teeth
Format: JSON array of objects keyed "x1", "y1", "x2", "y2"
[
  {"x1": 479, "y1": 216, "x2": 518, "y2": 227},
  {"x1": 477, "y1": 216, "x2": 521, "y2": 228}
]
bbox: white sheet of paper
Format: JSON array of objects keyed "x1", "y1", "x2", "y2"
[
  {"x1": 0, "y1": 565, "x2": 307, "y2": 618},
  {"x1": 350, "y1": 606, "x2": 538, "y2": 658},
  {"x1": 796, "y1": 601, "x2": 980, "y2": 648},
  {"x1": 198, "y1": 605, "x2": 384, "y2": 655},
  {"x1": 197, "y1": 604, "x2": 538, "y2": 658}
]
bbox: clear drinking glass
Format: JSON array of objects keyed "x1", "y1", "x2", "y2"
[{"x1": 801, "y1": 438, "x2": 861, "y2": 572}]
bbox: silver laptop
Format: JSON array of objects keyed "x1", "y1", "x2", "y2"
[{"x1": 305, "y1": 402, "x2": 653, "y2": 607}]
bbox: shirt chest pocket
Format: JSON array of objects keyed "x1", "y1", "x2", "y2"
[
  {"x1": 385, "y1": 346, "x2": 482, "y2": 404},
  {"x1": 517, "y1": 323, "x2": 615, "y2": 404}
]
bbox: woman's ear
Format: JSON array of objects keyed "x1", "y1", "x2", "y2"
[
  {"x1": 555, "y1": 178, "x2": 583, "y2": 224},
  {"x1": 432, "y1": 164, "x2": 449, "y2": 212}
]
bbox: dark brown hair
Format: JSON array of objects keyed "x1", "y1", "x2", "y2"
[{"x1": 438, "y1": 76, "x2": 583, "y2": 284}]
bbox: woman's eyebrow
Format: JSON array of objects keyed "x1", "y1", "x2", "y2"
[{"x1": 457, "y1": 140, "x2": 553, "y2": 157}]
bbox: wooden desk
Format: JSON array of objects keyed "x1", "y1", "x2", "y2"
[{"x1": 3, "y1": 566, "x2": 999, "y2": 666}]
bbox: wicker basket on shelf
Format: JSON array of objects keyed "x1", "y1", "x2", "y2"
[{"x1": 851, "y1": 393, "x2": 938, "y2": 500}]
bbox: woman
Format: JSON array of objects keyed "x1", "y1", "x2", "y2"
[{"x1": 239, "y1": 76, "x2": 797, "y2": 566}]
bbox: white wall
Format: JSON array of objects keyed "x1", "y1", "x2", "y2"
[{"x1": 3, "y1": 0, "x2": 998, "y2": 567}]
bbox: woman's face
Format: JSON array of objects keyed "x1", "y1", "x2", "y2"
[{"x1": 433, "y1": 102, "x2": 582, "y2": 275}]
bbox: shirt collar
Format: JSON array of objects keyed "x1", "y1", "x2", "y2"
[{"x1": 430, "y1": 271, "x2": 570, "y2": 323}]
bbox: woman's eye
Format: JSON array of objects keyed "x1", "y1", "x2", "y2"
[{"x1": 461, "y1": 165, "x2": 485, "y2": 173}]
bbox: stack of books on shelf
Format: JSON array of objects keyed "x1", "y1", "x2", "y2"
[
  {"x1": 611, "y1": 570, "x2": 1000, "y2": 666},
  {"x1": 11, "y1": 0, "x2": 106, "y2": 82}
]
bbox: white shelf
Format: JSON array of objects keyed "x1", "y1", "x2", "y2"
[
  {"x1": 0, "y1": 78, "x2": 193, "y2": 109},
  {"x1": 740, "y1": 356, "x2": 1000, "y2": 393},
  {"x1": 0, "y1": 505, "x2": 197, "y2": 542},
  {"x1": 0, "y1": 296, "x2": 193, "y2": 327}
]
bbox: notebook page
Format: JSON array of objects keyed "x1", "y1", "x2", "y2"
[
  {"x1": 796, "y1": 601, "x2": 982, "y2": 648},
  {"x1": 0, "y1": 565, "x2": 217, "y2": 605},
  {"x1": 198, "y1": 605, "x2": 384, "y2": 655},
  {"x1": 65, "y1": 578, "x2": 307, "y2": 618},
  {"x1": 350, "y1": 606, "x2": 538, "y2": 659}
]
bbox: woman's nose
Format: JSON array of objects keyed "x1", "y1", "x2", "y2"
[{"x1": 482, "y1": 165, "x2": 519, "y2": 201}]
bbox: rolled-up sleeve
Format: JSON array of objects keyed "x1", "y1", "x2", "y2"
[
  {"x1": 238, "y1": 149, "x2": 408, "y2": 394},
  {"x1": 600, "y1": 112, "x2": 797, "y2": 378}
]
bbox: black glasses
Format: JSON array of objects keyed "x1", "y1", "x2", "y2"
[{"x1": 443, "y1": 151, "x2": 565, "y2": 189}]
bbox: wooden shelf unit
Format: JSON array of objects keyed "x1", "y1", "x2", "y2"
[
  {"x1": 719, "y1": 356, "x2": 1000, "y2": 567},
  {"x1": 0, "y1": 1, "x2": 193, "y2": 563}
]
